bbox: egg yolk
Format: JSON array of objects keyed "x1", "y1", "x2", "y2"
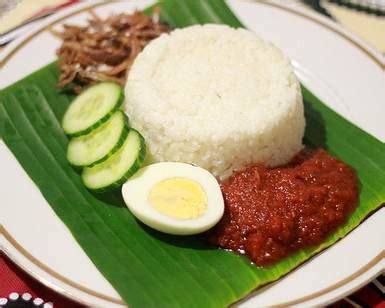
[{"x1": 149, "y1": 177, "x2": 208, "y2": 219}]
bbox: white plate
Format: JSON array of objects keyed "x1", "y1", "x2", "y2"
[{"x1": 0, "y1": 1, "x2": 384, "y2": 307}]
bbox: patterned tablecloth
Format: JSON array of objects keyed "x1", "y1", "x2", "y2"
[{"x1": 0, "y1": 1, "x2": 384, "y2": 307}]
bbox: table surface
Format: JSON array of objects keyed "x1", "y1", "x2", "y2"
[{"x1": 0, "y1": 1, "x2": 384, "y2": 307}]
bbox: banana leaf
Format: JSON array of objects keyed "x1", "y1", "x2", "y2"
[{"x1": 0, "y1": 0, "x2": 384, "y2": 307}]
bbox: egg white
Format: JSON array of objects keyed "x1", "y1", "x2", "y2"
[{"x1": 121, "y1": 162, "x2": 224, "y2": 235}]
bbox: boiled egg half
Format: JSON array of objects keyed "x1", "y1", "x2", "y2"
[{"x1": 122, "y1": 162, "x2": 224, "y2": 235}]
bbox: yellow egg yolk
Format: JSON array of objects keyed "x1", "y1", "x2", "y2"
[{"x1": 149, "y1": 177, "x2": 208, "y2": 219}]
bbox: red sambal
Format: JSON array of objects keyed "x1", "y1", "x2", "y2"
[{"x1": 209, "y1": 149, "x2": 359, "y2": 266}]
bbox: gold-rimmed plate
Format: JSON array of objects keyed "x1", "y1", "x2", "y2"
[{"x1": 0, "y1": 1, "x2": 384, "y2": 307}]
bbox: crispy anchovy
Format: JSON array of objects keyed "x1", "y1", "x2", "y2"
[{"x1": 53, "y1": 9, "x2": 170, "y2": 92}]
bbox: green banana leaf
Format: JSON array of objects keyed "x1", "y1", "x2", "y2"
[{"x1": 0, "y1": 0, "x2": 384, "y2": 307}]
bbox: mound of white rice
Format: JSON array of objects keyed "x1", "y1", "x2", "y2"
[{"x1": 125, "y1": 24, "x2": 305, "y2": 179}]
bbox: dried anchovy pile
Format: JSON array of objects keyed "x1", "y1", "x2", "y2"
[{"x1": 53, "y1": 9, "x2": 170, "y2": 92}]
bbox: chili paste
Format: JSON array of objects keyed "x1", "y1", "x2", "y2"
[{"x1": 209, "y1": 149, "x2": 359, "y2": 266}]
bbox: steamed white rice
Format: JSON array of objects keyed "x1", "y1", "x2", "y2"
[{"x1": 124, "y1": 24, "x2": 305, "y2": 179}]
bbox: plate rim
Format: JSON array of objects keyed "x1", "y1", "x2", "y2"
[{"x1": 0, "y1": 0, "x2": 383, "y2": 306}]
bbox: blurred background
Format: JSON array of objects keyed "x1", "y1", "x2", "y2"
[{"x1": 0, "y1": 0, "x2": 384, "y2": 53}]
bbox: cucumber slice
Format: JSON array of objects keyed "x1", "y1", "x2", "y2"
[
  {"x1": 67, "y1": 111, "x2": 129, "y2": 167},
  {"x1": 82, "y1": 129, "x2": 146, "y2": 192},
  {"x1": 62, "y1": 82, "x2": 123, "y2": 137}
]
